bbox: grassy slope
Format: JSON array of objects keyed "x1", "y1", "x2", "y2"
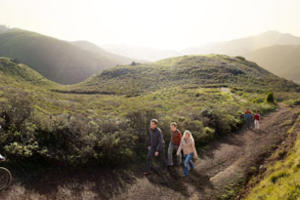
[
  {"x1": 0, "y1": 29, "x2": 132, "y2": 84},
  {"x1": 63, "y1": 54, "x2": 298, "y2": 95},
  {"x1": 246, "y1": 45, "x2": 300, "y2": 84},
  {"x1": 0, "y1": 57, "x2": 56, "y2": 87},
  {"x1": 245, "y1": 113, "x2": 300, "y2": 200},
  {"x1": 0, "y1": 55, "x2": 299, "y2": 166}
]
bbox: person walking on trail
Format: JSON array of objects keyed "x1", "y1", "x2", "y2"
[
  {"x1": 167, "y1": 122, "x2": 182, "y2": 167},
  {"x1": 177, "y1": 130, "x2": 198, "y2": 176},
  {"x1": 254, "y1": 110, "x2": 260, "y2": 129},
  {"x1": 244, "y1": 108, "x2": 253, "y2": 130},
  {"x1": 144, "y1": 119, "x2": 166, "y2": 175}
]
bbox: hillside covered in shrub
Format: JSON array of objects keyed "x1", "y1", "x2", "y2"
[{"x1": 0, "y1": 55, "x2": 299, "y2": 168}]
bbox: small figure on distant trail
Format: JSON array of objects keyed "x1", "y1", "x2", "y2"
[
  {"x1": 177, "y1": 130, "x2": 198, "y2": 176},
  {"x1": 144, "y1": 119, "x2": 166, "y2": 175},
  {"x1": 167, "y1": 122, "x2": 182, "y2": 167},
  {"x1": 244, "y1": 108, "x2": 253, "y2": 130},
  {"x1": 254, "y1": 110, "x2": 260, "y2": 129}
]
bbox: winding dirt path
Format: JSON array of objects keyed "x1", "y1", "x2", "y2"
[{"x1": 0, "y1": 105, "x2": 298, "y2": 200}]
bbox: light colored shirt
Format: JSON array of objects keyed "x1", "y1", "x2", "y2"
[{"x1": 177, "y1": 138, "x2": 198, "y2": 158}]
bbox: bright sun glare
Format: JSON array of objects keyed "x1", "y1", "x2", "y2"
[{"x1": 1, "y1": 0, "x2": 300, "y2": 50}]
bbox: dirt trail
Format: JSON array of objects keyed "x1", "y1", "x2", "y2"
[{"x1": 0, "y1": 105, "x2": 298, "y2": 200}]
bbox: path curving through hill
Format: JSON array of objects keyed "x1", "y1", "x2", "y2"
[{"x1": 0, "y1": 105, "x2": 298, "y2": 200}]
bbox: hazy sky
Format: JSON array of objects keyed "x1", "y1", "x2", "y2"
[{"x1": 1, "y1": 0, "x2": 300, "y2": 50}]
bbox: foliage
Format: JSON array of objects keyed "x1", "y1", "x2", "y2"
[
  {"x1": 245, "y1": 115, "x2": 300, "y2": 200},
  {"x1": 266, "y1": 91, "x2": 275, "y2": 104},
  {"x1": 0, "y1": 55, "x2": 297, "y2": 168}
]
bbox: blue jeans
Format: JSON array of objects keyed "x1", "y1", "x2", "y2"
[
  {"x1": 146, "y1": 146, "x2": 166, "y2": 171},
  {"x1": 184, "y1": 153, "x2": 194, "y2": 176}
]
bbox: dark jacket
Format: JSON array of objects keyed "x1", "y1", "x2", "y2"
[{"x1": 148, "y1": 127, "x2": 164, "y2": 152}]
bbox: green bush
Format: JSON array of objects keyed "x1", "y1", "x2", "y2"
[{"x1": 266, "y1": 92, "x2": 275, "y2": 104}]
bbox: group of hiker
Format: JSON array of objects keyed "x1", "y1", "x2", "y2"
[
  {"x1": 144, "y1": 119, "x2": 198, "y2": 177},
  {"x1": 244, "y1": 108, "x2": 261, "y2": 130},
  {"x1": 145, "y1": 109, "x2": 261, "y2": 176}
]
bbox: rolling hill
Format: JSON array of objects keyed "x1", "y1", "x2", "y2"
[
  {"x1": 245, "y1": 45, "x2": 300, "y2": 84},
  {"x1": 63, "y1": 54, "x2": 298, "y2": 95},
  {"x1": 183, "y1": 31, "x2": 300, "y2": 56},
  {"x1": 0, "y1": 57, "x2": 56, "y2": 87},
  {"x1": 0, "y1": 28, "x2": 133, "y2": 84}
]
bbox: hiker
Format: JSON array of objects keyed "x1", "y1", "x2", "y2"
[
  {"x1": 144, "y1": 119, "x2": 166, "y2": 175},
  {"x1": 254, "y1": 110, "x2": 260, "y2": 129},
  {"x1": 167, "y1": 122, "x2": 182, "y2": 167},
  {"x1": 177, "y1": 130, "x2": 198, "y2": 176},
  {"x1": 244, "y1": 108, "x2": 253, "y2": 129}
]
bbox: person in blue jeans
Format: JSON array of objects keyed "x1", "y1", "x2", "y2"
[
  {"x1": 144, "y1": 119, "x2": 166, "y2": 175},
  {"x1": 177, "y1": 130, "x2": 198, "y2": 176}
]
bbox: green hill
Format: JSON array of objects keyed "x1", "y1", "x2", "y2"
[
  {"x1": 246, "y1": 45, "x2": 300, "y2": 84},
  {"x1": 0, "y1": 28, "x2": 132, "y2": 84},
  {"x1": 64, "y1": 55, "x2": 298, "y2": 95},
  {"x1": 0, "y1": 57, "x2": 56, "y2": 87}
]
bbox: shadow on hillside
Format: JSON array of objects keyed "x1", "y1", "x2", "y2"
[
  {"x1": 145, "y1": 164, "x2": 214, "y2": 198},
  {"x1": 9, "y1": 165, "x2": 139, "y2": 200}
]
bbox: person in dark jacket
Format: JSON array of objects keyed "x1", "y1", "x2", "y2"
[{"x1": 144, "y1": 119, "x2": 166, "y2": 175}]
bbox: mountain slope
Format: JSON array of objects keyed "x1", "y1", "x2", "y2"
[
  {"x1": 0, "y1": 28, "x2": 132, "y2": 84},
  {"x1": 72, "y1": 41, "x2": 133, "y2": 64},
  {"x1": 183, "y1": 31, "x2": 300, "y2": 56},
  {"x1": 64, "y1": 55, "x2": 298, "y2": 95},
  {"x1": 0, "y1": 25, "x2": 9, "y2": 34},
  {"x1": 245, "y1": 45, "x2": 300, "y2": 84}
]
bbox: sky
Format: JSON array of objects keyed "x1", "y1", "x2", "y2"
[{"x1": 1, "y1": 0, "x2": 300, "y2": 50}]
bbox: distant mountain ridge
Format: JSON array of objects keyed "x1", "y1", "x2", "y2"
[
  {"x1": 246, "y1": 45, "x2": 300, "y2": 84},
  {"x1": 182, "y1": 31, "x2": 300, "y2": 56}
]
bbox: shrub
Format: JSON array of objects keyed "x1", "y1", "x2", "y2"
[{"x1": 266, "y1": 92, "x2": 275, "y2": 104}]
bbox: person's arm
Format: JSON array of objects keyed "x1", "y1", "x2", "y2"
[
  {"x1": 176, "y1": 141, "x2": 182, "y2": 156},
  {"x1": 147, "y1": 129, "x2": 151, "y2": 150},
  {"x1": 192, "y1": 141, "x2": 198, "y2": 159},
  {"x1": 156, "y1": 130, "x2": 163, "y2": 152}
]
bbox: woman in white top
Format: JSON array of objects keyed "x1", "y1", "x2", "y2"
[{"x1": 177, "y1": 130, "x2": 198, "y2": 176}]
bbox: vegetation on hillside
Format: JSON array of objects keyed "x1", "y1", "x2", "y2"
[
  {"x1": 62, "y1": 55, "x2": 298, "y2": 95},
  {"x1": 0, "y1": 55, "x2": 299, "y2": 168},
  {"x1": 245, "y1": 113, "x2": 300, "y2": 200}
]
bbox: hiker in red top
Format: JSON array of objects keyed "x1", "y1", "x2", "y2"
[
  {"x1": 254, "y1": 110, "x2": 260, "y2": 129},
  {"x1": 167, "y1": 122, "x2": 182, "y2": 167}
]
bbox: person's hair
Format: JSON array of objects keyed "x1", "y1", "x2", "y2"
[
  {"x1": 151, "y1": 119, "x2": 158, "y2": 125},
  {"x1": 170, "y1": 122, "x2": 177, "y2": 127},
  {"x1": 182, "y1": 130, "x2": 194, "y2": 143}
]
